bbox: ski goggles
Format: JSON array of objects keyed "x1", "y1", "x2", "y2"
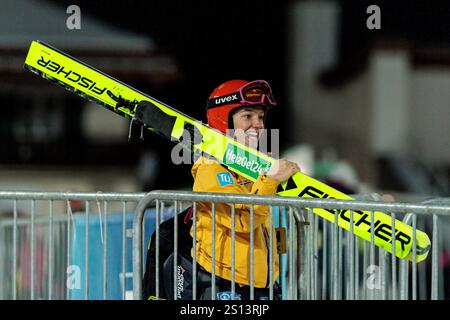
[{"x1": 207, "y1": 80, "x2": 277, "y2": 108}]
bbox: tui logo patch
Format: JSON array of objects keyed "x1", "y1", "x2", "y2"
[
  {"x1": 216, "y1": 172, "x2": 234, "y2": 186},
  {"x1": 217, "y1": 291, "x2": 242, "y2": 300}
]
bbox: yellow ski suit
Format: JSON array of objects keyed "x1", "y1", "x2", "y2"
[{"x1": 191, "y1": 156, "x2": 280, "y2": 288}]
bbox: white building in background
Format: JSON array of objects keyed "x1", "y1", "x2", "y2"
[{"x1": 288, "y1": 0, "x2": 449, "y2": 191}]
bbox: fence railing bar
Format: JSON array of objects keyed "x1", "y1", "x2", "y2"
[
  {"x1": 128, "y1": 191, "x2": 450, "y2": 215},
  {"x1": 0, "y1": 192, "x2": 146, "y2": 201}
]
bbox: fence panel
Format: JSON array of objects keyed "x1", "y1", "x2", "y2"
[
  {"x1": 133, "y1": 190, "x2": 450, "y2": 301},
  {"x1": 0, "y1": 192, "x2": 145, "y2": 300},
  {"x1": 0, "y1": 190, "x2": 449, "y2": 300}
]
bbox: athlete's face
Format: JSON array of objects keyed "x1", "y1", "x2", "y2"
[{"x1": 231, "y1": 107, "x2": 265, "y2": 149}]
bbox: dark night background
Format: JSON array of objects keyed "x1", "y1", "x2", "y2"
[
  {"x1": 44, "y1": 0, "x2": 291, "y2": 189},
  {"x1": 48, "y1": 0, "x2": 289, "y2": 126},
  {"x1": 16, "y1": 0, "x2": 450, "y2": 190}
]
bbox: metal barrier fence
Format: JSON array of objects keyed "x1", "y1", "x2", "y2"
[
  {"x1": 0, "y1": 191, "x2": 145, "y2": 300},
  {"x1": 0, "y1": 190, "x2": 449, "y2": 300},
  {"x1": 133, "y1": 191, "x2": 450, "y2": 301}
]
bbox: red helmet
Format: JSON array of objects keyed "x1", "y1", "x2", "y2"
[{"x1": 206, "y1": 79, "x2": 277, "y2": 134}]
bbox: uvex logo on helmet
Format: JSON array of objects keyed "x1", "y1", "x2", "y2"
[{"x1": 214, "y1": 94, "x2": 238, "y2": 105}]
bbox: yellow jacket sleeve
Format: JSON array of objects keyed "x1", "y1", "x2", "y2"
[{"x1": 193, "y1": 162, "x2": 280, "y2": 233}]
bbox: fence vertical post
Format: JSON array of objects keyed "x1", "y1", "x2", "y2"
[
  {"x1": 379, "y1": 249, "x2": 388, "y2": 300},
  {"x1": 391, "y1": 213, "x2": 397, "y2": 300},
  {"x1": 211, "y1": 202, "x2": 216, "y2": 300},
  {"x1": 133, "y1": 194, "x2": 154, "y2": 300},
  {"x1": 121, "y1": 201, "x2": 126, "y2": 300},
  {"x1": 354, "y1": 234, "x2": 359, "y2": 300},
  {"x1": 322, "y1": 219, "x2": 327, "y2": 300},
  {"x1": 250, "y1": 204, "x2": 255, "y2": 300},
  {"x1": 412, "y1": 214, "x2": 417, "y2": 300},
  {"x1": 155, "y1": 200, "x2": 161, "y2": 299},
  {"x1": 294, "y1": 208, "x2": 302, "y2": 300},
  {"x1": 431, "y1": 214, "x2": 439, "y2": 300},
  {"x1": 418, "y1": 219, "x2": 427, "y2": 300},
  {"x1": 338, "y1": 222, "x2": 343, "y2": 300},
  {"x1": 348, "y1": 211, "x2": 355, "y2": 300},
  {"x1": 66, "y1": 200, "x2": 71, "y2": 300},
  {"x1": 13, "y1": 200, "x2": 18, "y2": 300},
  {"x1": 173, "y1": 200, "x2": 178, "y2": 300},
  {"x1": 31, "y1": 200, "x2": 35, "y2": 300},
  {"x1": 288, "y1": 207, "x2": 295, "y2": 300},
  {"x1": 313, "y1": 213, "x2": 319, "y2": 300},
  {"x1": 303, "y1": 209, "x2": 310, "y2": 300},
  {"x1": 400, "y1": 214, "x2": 412, "y2": 300},
  {"x1": 192, "y1": 202, "x2": 197, "y2": 300},
  {"x1": 103, "y1": 201, "x2": 108, "y2": 300},
  {"x1": 48, "y1": 200, "x2": 54, "y2": 300},
  {"x1": 85, "y1": 201, "x2": 90, "y2": 300},
  {"x1": 332, "y1": 207, "x2": 338, "y2": 300},
  {"x1": 269, "y1": 206, "x2": 274, "y2": 300},
  {"x1": 369, "y1": 211, "x2": 375, "y2": 300}
]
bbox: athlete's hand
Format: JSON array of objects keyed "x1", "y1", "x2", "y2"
[{"x1": 265, "y1": 159, "x2": 300, "y2": 182}]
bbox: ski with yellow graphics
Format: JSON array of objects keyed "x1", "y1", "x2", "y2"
[{"x1": 24, "y1": 40, "x2": 430, "y2": 262}]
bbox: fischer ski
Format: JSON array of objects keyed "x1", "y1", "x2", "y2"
[{"x1": 24, "y1": 40, "x2": 431, "y2": 262}]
